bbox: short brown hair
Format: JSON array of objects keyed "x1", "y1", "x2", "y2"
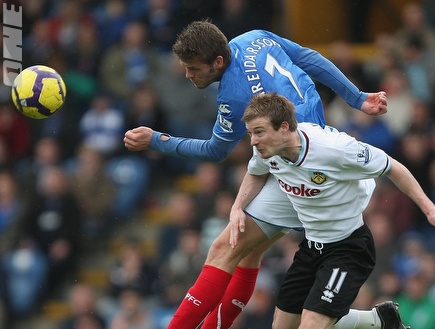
[
  {"x1": 172, "y1": 20, "x2": 231, "y2": 65},
  {"x1": 242, "y1": 93, "x2": 298, "y2": 131}
]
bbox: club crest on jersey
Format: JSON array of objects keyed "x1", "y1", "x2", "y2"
[
  {"x1": 357, "y1": 143, "x2": 370, "y2": 165},
  {"x1": 269, "y1": 160, "x2": 279, "y2": 170},
  {"x1": 218, "y1": 114, "x2": 233, "y2": 133},
  {"x1": 310, "y1": 170, "x2": 327, "y2": 185}
]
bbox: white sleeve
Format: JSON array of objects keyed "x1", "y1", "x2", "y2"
[{"x1": 340, "y1": 136, "x2": 391, "y2": 179}]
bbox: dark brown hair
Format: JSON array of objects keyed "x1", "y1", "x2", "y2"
[{"x1": 172, "y1": 20, "x2": 231, "y2": 65}]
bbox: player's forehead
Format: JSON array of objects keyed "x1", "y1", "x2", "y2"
[
  {"x1": 245, "y1": 117, "x2": 272, "y2": 131},
  {"x1": 179, "y1": 58, "x2": 209, "y2": 69}
]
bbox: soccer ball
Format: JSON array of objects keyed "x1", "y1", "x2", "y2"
[{"x1": 11, "y1": 65, "x2": 67, "y2": 119}]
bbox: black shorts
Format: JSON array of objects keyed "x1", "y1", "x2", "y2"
[{"x1": 276, "y1": 224, "x2": 376, "y2": 318}]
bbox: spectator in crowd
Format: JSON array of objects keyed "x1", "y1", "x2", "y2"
[
  {"x1": 0, "y1": 103, "x2": 31, "y2": 164},
  {"x1": 378, "y1": 68, "x2": 416, "y2": 138},
  {"x1": 0, "y1": 170, "x2": 28, "y2": 254},
  {"x1": 376, "y1": 268, "x2": 402, "y2": 301},
  {"x1": 92, "y1": 0, "x2": 130, "y2": 50},
  {"x1": 396, "y1": 130, "x2": 432, "y2": 202},
  {"x1": 109, "y1": 287, "x2": 156, "y2": 329},
  {"x1": 124, "y1": 82, "x2": 166, "y2": 133},
  {"x1": 107, "y1": 238, "x2": 159, "y2": 301},
  {"x1": 395, "y1": 268, "x2": 435, "y2": 329},
  {"x1": 190, "y1": 162, "x2": 224, "y2": 222},
  {"x1": 361, "y1": 33, "x2": 402, "y2": 94},
  {"x1": 23, "y1": 19, "x2": 56, "y2": 66},
  {"x1": 46, "y1": 0, "x2": 96, "y2": 57},
  {"x1": 99, "y1": 21, "x2": 159, "y2": 101},
  {"x1": 406, "y1": 99, "x2": 434, "y2": 134},
  {"x1": 391, "y1": 233, "x2": 429, "y2": 285},
  {"x1": 365, "y1": 177, "x2": 418, "y2": 236},
  {"x1": 364, "y1": 210, "x2": 400, "y2": 286},
  {"x1": 24, "y1": 165, "x2": 81, "y2": 293},
  {"x1": 390, "y1": 2, "x2": 435, "y2": 59},
  {"x1": 58, "y1": 282, "x2": 106, "y2": 329},
  {"x1": 152, "y1": 281, "x2": 187, "y2": 329},
  {"x1": 79, "y1": 93, "x2": 125, "y2": 158},
  {"x1": 1, "y1": 236, "x2": 48, "y2": 321},
  {"x1": 68, "y1": 144, "x2": 116, "y2": 242},
  {"x1": 400, "y1": 32, "x2": 435, "y2": 105},
  {"x1": 67, "y1": 21, "x2": 102, "y2": 81},
  {"x1": 156, "y1": 191, "x2": 199, "y2": 266},
  {"x1": 160, "y1": 228, "x2": 206, "y2": 293},
  {"x1": 120, "y1": 82, "x2": 167, "y2": 186},
  {"x1": 142, "y1": 0, "x2": 178, "y2": 54},
  {"x1": 106, "y1": 154, "x2": 151, "y2": 220},
  {"x1": 15, "y1": 136, "x2": 63, "y2": 201}
]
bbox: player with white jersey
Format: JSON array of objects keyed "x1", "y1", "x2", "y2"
[
  {"x1": 123, "y1": 20, "x2": 394, "y2": 329},
  {"x1": 233, "y1": 92, "x2": 435, "y2": 329},
  {"x1": 247, "y1": 123, "x2": 384, "y2": 242}
]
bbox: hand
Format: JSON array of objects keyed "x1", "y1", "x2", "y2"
[
  {"x1": 360, "y1": 91, "x2": 387, "y2": 115},
  {"x1": 229, "y1": 206, "x2": 247, "y2": 248},
  {"x1": 124, "y1": 127, "x2": 154, "y2": 151}
]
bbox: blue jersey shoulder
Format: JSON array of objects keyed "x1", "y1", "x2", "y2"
[{"x1": 213, "y1": 30, "x2": 326, "y2": 142}]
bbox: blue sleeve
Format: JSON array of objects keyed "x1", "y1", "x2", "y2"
[
  {"x1": 294, "y1": 47, "x2": 367, "y2": 109},
  {"x1": 274, "y1": 34, "x2": 368, "y2": 109},
  {"x1": 149, "y1": 131, "x2": 240, "y2": 162}
]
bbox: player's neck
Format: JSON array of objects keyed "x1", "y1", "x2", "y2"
[{"x1": 281, "y1": 131, "x2": 302, "y2": 163}]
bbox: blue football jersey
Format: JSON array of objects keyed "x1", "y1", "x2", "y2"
[{"x1": 213, "y1": 30, "x2": 365, "y2": 143}]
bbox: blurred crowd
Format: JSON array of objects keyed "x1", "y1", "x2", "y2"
[{"x1": 1, "y1": 0, "x2": 435, "y2": 328}]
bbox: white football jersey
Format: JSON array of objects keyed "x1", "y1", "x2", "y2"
[{"x1": 248, "y1": 123, "x2": 392, "y2": 243}]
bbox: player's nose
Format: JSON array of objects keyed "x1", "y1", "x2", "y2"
[
  {"x1": 185, "y1": 69, "x2": 194, "y2": 79},
  {"x1": 250, "y1": 136, "x2": 258, "y2": 146}
]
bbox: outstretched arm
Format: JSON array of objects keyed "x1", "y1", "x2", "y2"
[
  {"x1": 386, "y1": 157, "x2": 435, "y2": 226},
  {"x1": 294, "y1": 46, "x2": 387, "y2": 114},
  {"x1": 124, "y1": 126, "x2": 239, "y2": 162},
  {"x1": 229, "y1": 172, "x2": 269, "y2": 248}
]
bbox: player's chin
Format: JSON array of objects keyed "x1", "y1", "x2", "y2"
[
  {"x1": 193, "y1": 83, "x2": 206, "y2": 89},
  {"x1": 257, "y1": 150, "x2": 268, "y2": 158},
  {"x1": 191, "y1": 80, "x2": 208, "y2": 89}
]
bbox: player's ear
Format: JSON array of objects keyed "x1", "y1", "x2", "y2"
[
  {"x1": 281, "y1": 121, "x2": 290, "y2": 132},
  {"x1": 214, "y1": 56, "x2": 225, "y2": 69}
]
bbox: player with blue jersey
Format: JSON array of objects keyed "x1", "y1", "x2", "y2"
[
  {"x1": 124, "y1": 21, "x2": 392, "y2": 329},
  {"x1": 234, "y1": 92, "x2": 435, "y2": 328}
]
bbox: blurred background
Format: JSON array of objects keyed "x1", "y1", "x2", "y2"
[{"x1": 1, "y1": 0, "x2": 435, "y2": 328}]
